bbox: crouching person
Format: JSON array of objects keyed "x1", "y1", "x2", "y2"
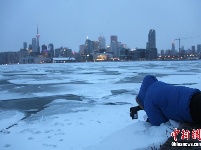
[{"x1": 130, "y1": 75, "x2": 201, "y2": 126}]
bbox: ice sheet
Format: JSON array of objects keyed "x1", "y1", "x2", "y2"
[
  {"x1": 0, "y1": 110, "x2": 25, "y2": 131},
  {"x1": 0, "y1": 61, "x2": 201, "y2": 150}
]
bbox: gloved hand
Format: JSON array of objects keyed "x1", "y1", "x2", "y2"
[{"x1": 130, "y1": 106, "x2": 142, "y2": 119}]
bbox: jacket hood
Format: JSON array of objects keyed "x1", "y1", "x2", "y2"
[{"x1": 137, "y1": 75, "x2": 158, "y2": 107}]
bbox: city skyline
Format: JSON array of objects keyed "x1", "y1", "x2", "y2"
[
  {"x1": 1, "y1": 0, "x2": 201, "y2": 52},
  {"x1": 0, "y1": 27, "x2": 201, "y2": 65}
]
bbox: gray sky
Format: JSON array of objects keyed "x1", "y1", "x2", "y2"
[{"x1": 1, "y1": 0, "x2": 201, "y2": 52}]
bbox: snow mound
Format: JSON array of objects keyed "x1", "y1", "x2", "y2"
[{"x1": 87, "y1": 121, "x2": 178, "y2": 150}]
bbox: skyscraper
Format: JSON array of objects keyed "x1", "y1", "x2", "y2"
[
  {"x1": 172, "y1": 42, "x2": 175, "y2": 51},
  {"x1": 48, "y1": 43, "x2": 54, "y2": 57},
  {"x1": 110, "y1": 35, "x2": 118, "y2": 44},
  {"x1": 197, "y1": 44, "x2": 201, "y2": 54},
  {"x1": 110, "y1": 35, "x2": 118, "y2": 58},
  {"x1": 36, "y1": 24, "x2": 40, "y2": 54},
  {"x1": 32, "y1": 38, "x2": 37, "y2": 52},
  {"x1": 85, "y1": 38, "x2": 93, "y2": 55},
  {"x1": 146, "y1": 29, "x2": 157, "y2": 60},
  {"x1": 41, "y1": 44, "x2": 47, "y2": 51},
  {"x1": 23, "y1": 42, "x2": 27, "y2": 50},
  {"x1": 148, "y1": 29, "x2": 156, "y2": 49},
  {"x1": 98, "y1": 36, "x2": 106, "y2": 49},
  {"x1": 48, "y1": 44, "x2": 54, "y2": 51},
  {"x1": 192, "y1": 46, "x2": 196, "y2": 54},
  {"x1": 93, "y1": 41, "x2": 99, "y2": 51},
  {"x1": 79, "y1": 44, "x2": 86, "y2": 55},
  {"x1": 171, "y1": 42, "x2": 177, "y2": 56}
]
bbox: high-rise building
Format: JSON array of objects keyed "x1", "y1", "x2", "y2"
[
  {"x1": 19, "y1": 48, "x2": 28, "y2": 63},
  {"x1": 48, "y1": 44, "x2": 54, "y2": 51},
  {"x1": 61, "y1": 47, "x2": 72, "y2": 57},
  {"x1": 98, "y1": 36, "x2": 106, "y2": 49},
  {"x1": 117, "y1": 42, "x2": 124, "y2": 57},
  {"x1": 110, "y1": 35, "x2": 118, "y2": 58},
  {"x1": 172, "y1": 42, "x2": 175, "y2": 51},
  {"x1": 23, "y1": 42, "x2": 27, "y2": 50},
  {"x1": 41, "y1": 45, "x2": 47, "y2": 51},
  {"x1": 32, "y1": 38, "x2": 37, "y2": 53},
  {"x1": 192, "y1": 46, "x2": 196, "y2": 54},
  {"x1": 181, "y1": 46, "x2": 184, "y2": 51},
  {"x1": 111, "y1": 41, "x2": 118, "y2": 57},
  {"x1": 197, "y1": 44, "x2": 201, "y2": 54},
  {"x1": 48, "y1": 43, "x2": 54, "y2": 57},
  {"x1": 148, "y1": 29, "x2": 156, "y2": 49},
  {"x1": 79, "y1": 44, "x2": 86, "y2": 55},
  {"x1": 93, "y1": 41, "x2": 99, "y2": 51},
  {"x1": 110, "y1": 35, "x2": 118, "y2": 44},
  {"x1": 28, "y1": 44, "x2": 32, "y2": 51},
  {"x1": 55, "y1": 47, "x2": 62, "y2": 57},
  {"x1": 146, "y1": 29, "x2": 157, "y2": 60},
  {"x1": 85, "y1": 38, "x2": 93, "y2": 55},
  {"x1": 36, "y1": 24, "x2": 40, "y2": 54},
  {"x1": 171, "y1": 42, "x2": 177, "y2": 56},
  {"x1": 161, "y1": 50, "x2": 165, "y2": 56}
]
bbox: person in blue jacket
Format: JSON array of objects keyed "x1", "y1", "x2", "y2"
[{"x1": 135, "y1": 75, "x2": 201, "y2": 126}]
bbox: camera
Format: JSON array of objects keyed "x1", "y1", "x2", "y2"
[{"x1": 130, "y1": 106, "x2": 142, "y2": 119}]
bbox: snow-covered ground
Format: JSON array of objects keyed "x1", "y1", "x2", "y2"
[{"x1": 0, "y1": 61, "x2": 201, "y2": 150}]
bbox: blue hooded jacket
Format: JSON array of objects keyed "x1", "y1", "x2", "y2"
[{"x1": 137, "y1": 75, "x2": 200, "y2": 126}]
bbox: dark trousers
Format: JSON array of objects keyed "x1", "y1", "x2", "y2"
[{"x1": 190, "y1": 92, "x2": 201, "y2": 123}]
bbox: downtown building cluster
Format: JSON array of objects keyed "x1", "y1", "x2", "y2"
[
  {"x1": 0, "y1": 28, "x2": 201, "y2": 65},
  {"x1": 0, "y1": 26, "x2": 79, "y2": 65},
  {"x1": 79, "y1": 29, "x2": 201, "y2": 62},
  {"x1": 79, "y1": 30, "x2": 157, "y2": 62}
]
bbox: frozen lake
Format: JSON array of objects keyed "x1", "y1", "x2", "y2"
[{"x1": 0, "y1": 61, "x2": 201, "y2": 150}]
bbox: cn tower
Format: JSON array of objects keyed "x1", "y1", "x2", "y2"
[{"x1": 36, "y1": 24, "x2": 40, "y2": 54}]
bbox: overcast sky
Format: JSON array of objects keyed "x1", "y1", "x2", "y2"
[{"x1": 1, "y1": 0, "x2": 201, "y2": 52}]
